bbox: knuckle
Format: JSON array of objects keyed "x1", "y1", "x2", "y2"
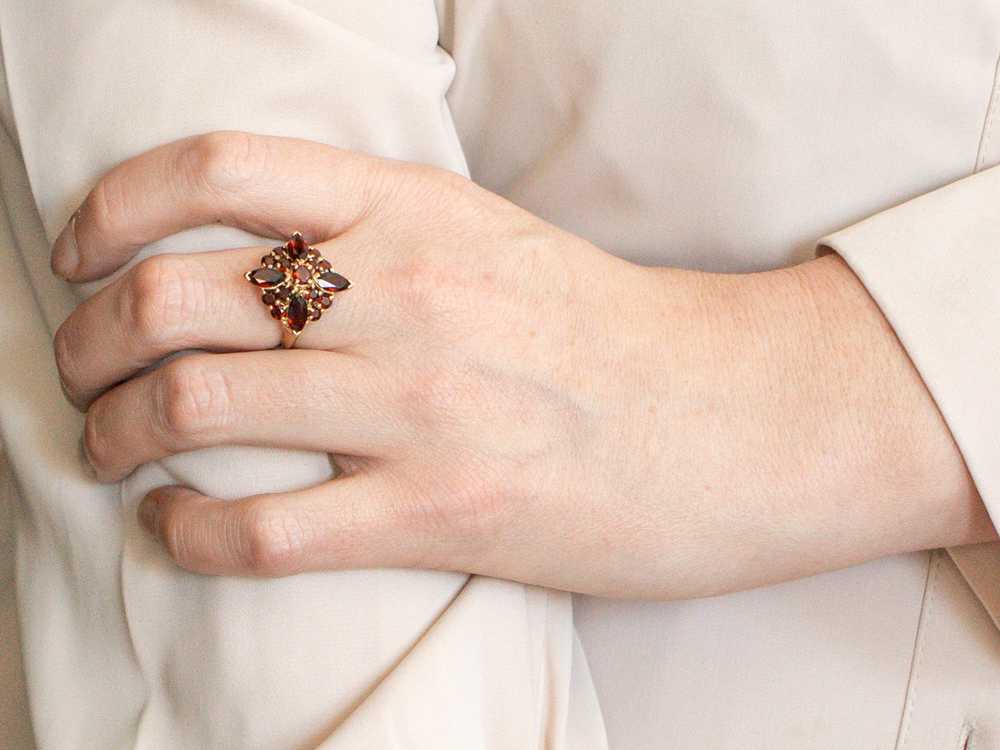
[
  {"x1": 396, "y1": 364, "x2": 450, "y2": 430},
  {"x1": 399, "y1": 472, "x2": 507, "y2": 566},
  {"x1": 404, "y1": 162, "x2": 471, "y2": 196},
  {"x1": 240, "y1": 502, "x2": 310, "y2": 576},
  {"x1": 449, "y1": 474, "x2": 509, "y2": 539},
  {"x1": 156, "y1": 356, "x2": 232, "y2": 442},
  {"x1": 398, "y1": 362, "x2": 480, "y2": 433},
  {"x1": 399, "y1": 165, "x2": 473, "y2": 224},
  {"x1": 404, "y1": 163, "x2": 495, "y2": 223},
  {"x1": 366, "y1": 160, "x2": 472, "y2": 228},
  {"x1": 159, "y1": 504, "x2": 197, "y2": 570},
  {"x1": 392, "y1": 250, "x2": 439, "y2": 289},
  {"x1": 126, "y1": 255, "x2": 203, "y2": 348},
  {"x1": 385, "y1": 252, "x2": 457, "y2": 326},
  {"x1": 429, "y1": 165, "x2": 473, "y2": 195},
  {"x1": 87, "y1": 172, "x2": 136, "y2": 243},
  {"x1": 181, "y1": 130, "x2": 268, "y2": 196}
]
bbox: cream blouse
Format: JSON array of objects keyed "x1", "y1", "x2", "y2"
[{"x1": 1, "y1": 1, "x2": 999, "y2": 748}]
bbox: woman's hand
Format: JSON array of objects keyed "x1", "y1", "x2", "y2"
[{"x1": 52, "y1": 131, "x2": 995, "y2": 598}]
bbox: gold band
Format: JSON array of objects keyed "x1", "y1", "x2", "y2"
[{"x1": 281, "y1": 328, "x2": 299, "y2": 349}]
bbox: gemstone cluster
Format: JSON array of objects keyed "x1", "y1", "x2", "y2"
[{"x1": 245, "y1": 232, "x2": 351, "y2": 336}]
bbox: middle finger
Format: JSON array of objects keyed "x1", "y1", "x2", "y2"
[{"x1": 83, "y1": 348, "x2": 400, "y2": 483}]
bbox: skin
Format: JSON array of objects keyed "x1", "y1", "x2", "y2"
[{"x1": 51, "y1": 130, "x2": 997, "y2": 599}]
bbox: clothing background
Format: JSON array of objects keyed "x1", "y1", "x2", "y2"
[{"x1": 2, "y1": 1, "x2": 1000, "y2": 748}]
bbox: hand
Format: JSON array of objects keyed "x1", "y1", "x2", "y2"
[{"x1": 52, "y1": 131, "x2": 995, "y2": 598}]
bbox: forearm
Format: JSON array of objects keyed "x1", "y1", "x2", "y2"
[{"x1": 642, "y1": 253, "x2": 995, "y2": 595}]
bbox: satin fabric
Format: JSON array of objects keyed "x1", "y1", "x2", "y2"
[{"x1": 2, "y1": 1, "x2": 1000, "y2": 748}]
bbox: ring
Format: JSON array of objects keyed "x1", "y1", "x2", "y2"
[{"x1": 245, "y1": 231, "x2": 351, "y2": 348}]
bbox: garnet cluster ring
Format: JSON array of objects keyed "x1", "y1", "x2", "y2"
[{"x1": 244, "y1": 232, "x2": 351, "y2": 348}]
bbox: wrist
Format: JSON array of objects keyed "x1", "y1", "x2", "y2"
[
  {"x1": 637, "y1": 255, "x2": 994, "y2": 596},
  {"x1": 751, "y1": 255, "x2": 993, "y2": 552}
]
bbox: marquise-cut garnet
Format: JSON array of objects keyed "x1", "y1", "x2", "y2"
[
  {"x1": 316, "y1": 271, "x2": 351, "y2": 292},
  {"x1": 287, "y1": 294, "x2": 308, "y2": 332},
  {"x1": 248, "y1": 268, "x2": 284, "y2": 287},
  {"x1": 287, "y1": 232, "x2": 308, "y2": 259}
]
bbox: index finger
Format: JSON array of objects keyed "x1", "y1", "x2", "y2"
[{"x1": 51, "y1": 130, "x2": 393, "y2": 282}]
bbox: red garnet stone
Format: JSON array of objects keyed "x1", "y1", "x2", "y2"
[{"x1": 245, "y1": 231, "x2": 352, "y2": 336}]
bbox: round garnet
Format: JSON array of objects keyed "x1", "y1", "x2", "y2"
[
  {"x1": 262, "y1": 292, "x2": 276, "y2": 305},
  {"x1": 319, "y1": 296, "x2": 332, "y2": 308},
  {"x1": 294, "y1": 265, "x2": 312, "y2": 283}
]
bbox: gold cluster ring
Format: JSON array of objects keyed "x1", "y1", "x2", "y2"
[{"x1": 244, "y1": 231, "x2": 351, "y2": 348}]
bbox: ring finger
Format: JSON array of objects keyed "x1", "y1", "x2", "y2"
[{"x1": 54, "y1": 241, "x2": 381, "y2": 409}]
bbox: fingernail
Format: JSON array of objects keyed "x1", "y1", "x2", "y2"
[
  {"x1": 138, "y1": 497, "x2": 160, "y2": 538},
  {"x1": 51, "y1": 210, "x2": 81, "y2": 279},
  {"x1": 77, "y1": 432, "x2": 97, "y2": 479}
]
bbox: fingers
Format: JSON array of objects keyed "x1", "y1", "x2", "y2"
[
  {"x1": 51, "y1": 130, "x2": 398, "y2": 282},
  {"x1": 54, "y1": 245, "x2": 371, "y2": 409},
  {"x1": 136, "y1": 472, "x2": 440, "y2": 576},
  {"x1": 83, "y1": 349, "x2": 401, "y2": 483}
]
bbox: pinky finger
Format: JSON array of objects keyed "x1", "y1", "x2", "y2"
[{"x1": 137, "y1": 470, "x2": 440, "y2": 577}]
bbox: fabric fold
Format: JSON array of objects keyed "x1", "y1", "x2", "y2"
[{"x1": 0, "y1": 1, "x2": 604, "y2": 747}]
